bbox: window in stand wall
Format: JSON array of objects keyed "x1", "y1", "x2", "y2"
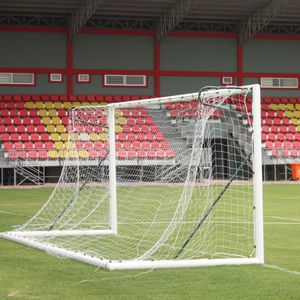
[
  {"x1": 49, "y1": 73, "x2": 63, "y2": 83},
  {"x1": 0, "y1": 72, "x2": 35, "y2": 85},
  {"x1": 77, "y1": 74, "x2": 90, "y2": 83}
]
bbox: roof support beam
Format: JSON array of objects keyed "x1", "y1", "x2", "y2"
[
  {"x1": 156, "y1": 0, "x2": 202, "y2": 41},
  {"x1": 69, "y1": 0, "x2": 104, "y2": 39},
  {"x1": 240, "y1": 0, "x2": 289, "y2": 44}
]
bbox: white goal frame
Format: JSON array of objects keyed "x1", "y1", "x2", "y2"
[{"x1": 1, "y1": 84, "x2": 264, "y2": 270}]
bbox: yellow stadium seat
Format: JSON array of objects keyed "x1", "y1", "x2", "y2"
[
  {"x1": 55, "y1": 141, "x2": 64, "y2": 150},
  {"x1": 46, "y1": 125, "x2": 56, "y2": 133},
  {"x1": 269, "y1": 103, "x2": 278, "y2": 110},
  {"x1": 287, "y1": 103, "x2": 295, "y2": 111},
  {"x1": 65, "y1": 141, "x2": 74, "y2": 149},
  {"x1": 115, "y1": 125, "x2": 122, "y2": 133},
  {"x1": 56, "y1": 125, "x2": 65, "y2": 133},
  {"x1": 278, "y1": 103, "x2": 286, "y2": 111},
  {"x1": 285, "y1": 111, "x2": 293, "y2": 118},
  {"x1": 99, "y1": 132, "x2": 108, "y2": 141},
  {"x1": 73, "y1": 102, "x2": 81, "y2": 107},
  {"x1": 297, "y1": 125, "x2": 300, "y2": 132},
  {"x1": 59, "y1": 149, "x2": 67, "y2": 158},
  {"x1": 291, "y1": 118, "x2": 299, "y2": 126},
  {"x1": 294, "y1": 111, "x2": 300, "y2": 118},
  {"x1": 79, "y1": 150, "x2": 89, "y2": 159},
  {"x1": 52, "y1": 117, "x2": 61, "y2": 125},
  {"x1": 53, "y1": 102, "x2": 64, "y2": 109},
  {"x1": 89, "y1": 133, "x2": 98, "y2": 141},
  {"x1": 39, "y1": 109, "x2": 48, "y2": 117},
  {"x1": 48, "y1": 150, "x2": 59, "y2": 159},
  {"x1": 117, "y1": 117, "x2": 126, "y2": 125},
  {"x1": 295, "y1": 104, "x2": 300, "y2": 111},
  {"x1": 25, "y1": 102, "x2": 35, "y2": 109},
  {"x1": 115, "y1": 109, "x2": 122, "y2": 117},
  {"x1": 51, "y1": 133, "x2": 60, "y2": 141},
  {"x1": 60, "y1": 133, "x2": 69, "y2": 141},
  {"x1": 82, "y1": 102, "x2": 89, "y2": 106},
  {"x1": 91, "y1": 102, "x2": 98, "y2": 106},
  {"x1": 63, "y1": 102, "x2": 72, "y2": 109},
  {"x1": 35, "y1": 101, "x2": 44, "y2": 109},
  {"x1": 48, "y1": 109, "x2": 57, "y2": 117},
  {"x1": 100, "y1": 102, "x2": 107, "y2": 106},
  {"x1": 43, "y1": 117, "x2": 52, "y2": 125},
  {"x1": 45, "y1": 102, "x2": 54, "y2": 109},
  {"x1": 69, "y1": 150, "x2": 78, "y2": 159}
]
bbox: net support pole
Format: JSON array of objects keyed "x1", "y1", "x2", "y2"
[
  {"x1": 252, "y1": 83, "x2": 264, "y2": 264},
  {"x1": 108, "y1": 107, "x2": 117, "y2": 234}
]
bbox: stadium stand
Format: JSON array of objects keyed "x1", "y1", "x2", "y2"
[{"x1": 0, "y1": 95, "x2": 175, "y2": 160}]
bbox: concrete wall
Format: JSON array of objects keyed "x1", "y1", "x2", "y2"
[
  {"x1": 0, "y1": 31, "x2": 66, "y2": 68},
  {"x1": 161, "y1": 37, "x2": 236, "y2": 72},
  {"x1": 0, "y1": 29, "x2": 300, "y2": 97}
]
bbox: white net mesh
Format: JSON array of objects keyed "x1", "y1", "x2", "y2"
[{"x1": 10, "y1": 86, "x2": 258, "y2": 266}]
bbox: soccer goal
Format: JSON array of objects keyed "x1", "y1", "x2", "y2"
[{"x1": 1, "y1": 84, "x2": 264, "y2": 270}]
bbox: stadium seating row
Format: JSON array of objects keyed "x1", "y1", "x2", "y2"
[{"x1": 5, "y1": 149, "x2": 175, "y2": 160}]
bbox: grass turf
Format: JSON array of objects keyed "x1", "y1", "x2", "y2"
[{"x1": 0, "y1": 184, "x2": 299, "y2": 299}]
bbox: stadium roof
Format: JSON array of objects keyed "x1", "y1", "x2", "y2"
[{"x1": 0, "y1": 0, "x2": 300, "y2": 41}]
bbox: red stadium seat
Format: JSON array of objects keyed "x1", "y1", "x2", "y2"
[
  {"x1": 286, "y1": 133, "x2": 294, "y2": 141},
  {"x1": 117, "y1": 150, "x2": 127, "y2": 159},
  {"x1": 141, "y1": 141, "x2": 151, "y2": 149},
  {"x1": 1, "y1": 133, "x2": 10, "y2": 141},
  {"x1": 24, "y1": 141, "x2": 34, "y2": 149},
  {"x1": 147, "y1": 149, "x2": 156, "y2": 159},
  {"x1": 44, "y1": 141, "x2": 53, "y2": 149},
  {"x1": 31, "y1": 133, "x2": 40, "y2": 141},
  {"x1": 117, "y1": 133, "x2": 127, "y2": 141},
  {"x1": 0, "y1": 125, "x2": 5, "y2": 133},
  {"x1": 16, "y1": 125, "x2": 26, "y2": 133},
  {"x1": 283, "y1": 141, "x2": 292, "y2": 148},
  {"x1": 123, "y1": 141, "x2": 132, "y2": 149},
  {"x1": 128, "y1": 150, "x2": 136, "y2": 159},
  {"x1": 39, "y1": 150, "x2": 48, "y2": 159},
  {"x1": 10, "y1": 109, "x2": 18, "y2": 116},
  {"x1": 20, "y1": 133, "x2": 30, "y2": 141},
  {"x1": 277, "y1": 133, "x2": 284, "y2": 141},
  {"x1": 3, "y1": 142, "x2": 13, "y2": 150},
  {"x1": 28, "y1": 150, "x2": 38, "y2": 159},
  {"x1": 274, "y1": 141, "x2": 282, "y2": 148},
  {"x1": 3, "y1": 117, "x2": 12, "y2": 124},
  {"x1": 137, "y1": 149, "x2": 147, "y2": 159},
  {"x1": 35, "y1": 141, "x2": 44, "y2": 149},
  {"x1": 41, "y1": 133, "x2": 50, "y2": 141},
  {"x1": 151, "y1": 141, "x2": 160, "y2": 149},
  {"x1": 28, "y1": 109, "x2": 39, "y2": 117},
  {"x1": 14, "y1": 142, "x2": 24, "y2": 150},
  {"x1": 267, "y1": 133, "x2": 275, "y2": 141},
  {"x1": 11, "y1": 133, "x2": 20, "y2": 142},
  {"x1": 132, "y1": 141, "x2": 141, "y2": 149},
  {"x1": 265, "y1": 141, "x2": 273, "y2": 148},
  {"x1": 145, "y1": 133, "x2": 155, "y2": 141},
  {"x1": 155, "y1": 133, "x2": 164, "y2": 141},
  {"x1": 156, "y1": 149, "x2": 165, "y2": 158},
  {"x1": 136, "y1": 133, "x2": 145, "y2": 141},
  {"x1": 7, "y1": 125, "x2": 16, "y2": 133},
  {"x1": 23, "y1": 117, "x2": 32, "y2": 125}
]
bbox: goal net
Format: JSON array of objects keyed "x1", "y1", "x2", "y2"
[{"x1": 1, "y1": 85, "x2": 264, "y2": 270}]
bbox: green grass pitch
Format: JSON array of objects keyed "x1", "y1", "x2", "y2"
[{"x1": 0, "y1": 184, "x2": 299, "y2": 300}]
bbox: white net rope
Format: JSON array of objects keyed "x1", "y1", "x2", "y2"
[{"x1": 16, "y1": 87, "x2": 255, "y2": 263}]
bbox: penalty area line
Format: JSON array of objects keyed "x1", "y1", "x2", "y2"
[{"x1": 264, "y1": 264, "x2": 300, "y2": 276}]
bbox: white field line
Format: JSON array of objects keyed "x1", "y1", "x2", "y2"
[
  {"x1": 0, "y1": 209, "x2": 30, "y2": 217},
  {"x1": 264, "y1": 264, "x2": 300, "y2": 276},
  {"x1": 266, "y1": 215, "x2": 300, "y2": 222}
]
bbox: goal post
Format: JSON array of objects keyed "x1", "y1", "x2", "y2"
[{"x1": 0, "y1": 84, "x2": 264, "y2": 270}]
